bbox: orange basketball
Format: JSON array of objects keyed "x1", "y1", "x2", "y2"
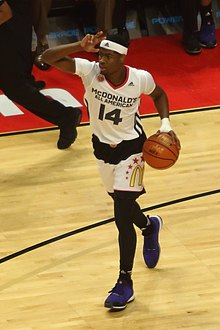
[{"x1": 143, "y1": 133, "x2": 179, "y2": 170}]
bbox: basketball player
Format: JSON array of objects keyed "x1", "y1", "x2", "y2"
[{"x1": 42, "y1": 31, "x2": 181, "y2": 311}]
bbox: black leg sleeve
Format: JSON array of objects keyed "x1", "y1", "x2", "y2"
[
  {"x1": 132, "y1": 201, "x2": 149, "y2": 230},
  {"x1": 114, "y1": 197, "x2": 137, "y2": 272}
]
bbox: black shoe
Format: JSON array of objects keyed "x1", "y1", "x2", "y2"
[
  {"x1": 183, "y1": 32, "x2": 202, "y2": 55},
  {"x1": 34, "y1": 43, "x2": 51, "y2": 71},
  {"x1": 33, "y1": 80, "x2": 46, "y2": 90},
  {"x1": 57, "y1": 108, "x2": 82, "y2": 150},
  {"x1": 27, "y1": 78, "x2": 46, "y2": 91}
]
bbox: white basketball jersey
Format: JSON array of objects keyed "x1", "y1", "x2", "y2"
[{"x1": 75, "y1": 58, "x2": 156, "y2": 144}]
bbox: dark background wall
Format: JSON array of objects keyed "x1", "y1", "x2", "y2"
[{"x1": 36, "y1": 0, "x2": 220, "y2": 47}]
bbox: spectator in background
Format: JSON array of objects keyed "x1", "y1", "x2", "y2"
[
  {"x1": 93, "y1": 0, "x2": 115, "y2": 35},
  {"x1": 33, "y1": 0, "x2": 52, "y2": 70},
  {"x1": 110, "y1": 0, "x2": 129, "y2": 42},
  {"x1": 0, "y1": 0, "x2": 12, "y2": 23},
  {"x1": 181, "y1": 0, "x2": 217, "y2": 55},
  {"x1": 93, "y1": 0, "x2": 129, "y2": 42},
  {"x1": 0, "y1": 0, "x2": 82, "y2": 150}
]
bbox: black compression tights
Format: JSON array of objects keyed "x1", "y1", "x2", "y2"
[{"x1": 113, "y1": 197, "x2": 148, "y2": 272}]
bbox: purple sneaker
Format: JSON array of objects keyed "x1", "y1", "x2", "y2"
[
  {"x1": 143, "y1": 215, "x2": 163, "y2": 268},
  {"x1": 199, "y1": 22, "x2": 217, "y2": 48},
  {"x1": 104, "y1": 279, "x2": 134, "y2": 311}
]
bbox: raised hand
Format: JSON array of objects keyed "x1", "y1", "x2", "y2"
[{"x1": 80, "y1": 31, "x2": 106, "y2": 53}]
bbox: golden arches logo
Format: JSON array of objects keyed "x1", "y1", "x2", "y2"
[{"x1": 130, "y1": 165, "x2": 144, "y2": 187}]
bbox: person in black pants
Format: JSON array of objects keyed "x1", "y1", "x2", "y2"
[
  {"x1": 111, "y1": 0, "x2": 129, "y2": 42},
  {"x1": 32, "y1": 0, "x2": 53, "y2": 71},
  {"x1": 0, "y1": 0, "x2": 82, "y2": 149},
  {"x1": 93, "y1": 0, "x2": 129, "y2": 42},
  {"x1": 181, "y1": 0, "x2": 217, "y2": 55}
]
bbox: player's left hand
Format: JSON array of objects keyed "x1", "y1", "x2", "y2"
[
  {"x1": 157, "y1": 130, "x2": 181, "y2": 150},
  {"x1": 166, "y1": 130, "x2": 181, "y2": 150}
]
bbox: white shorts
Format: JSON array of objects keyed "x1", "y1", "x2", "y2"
[{"x1": 96, "y1": 152, "x2": 145, "y2": 194}]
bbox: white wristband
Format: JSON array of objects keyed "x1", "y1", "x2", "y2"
[{"x1": 159, "y1": 117, "x2": 172, "y2": 133}]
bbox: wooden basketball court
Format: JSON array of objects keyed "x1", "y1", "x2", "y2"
[{"x1": 0, "y1": 108, "x2": 220, "y2": 329}]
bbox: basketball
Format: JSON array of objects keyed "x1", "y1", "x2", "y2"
[{"x1": 143, "y1": 133, "x2": 179, "y2": 170}]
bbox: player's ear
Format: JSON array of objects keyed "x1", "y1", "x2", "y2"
[{"x1": 119, "y1": 55, "x2": 126, "y2": 63}]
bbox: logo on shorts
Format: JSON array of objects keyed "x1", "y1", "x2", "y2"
[{"x1": 130, "y1": 164, "x2": 144, "y2": 187}]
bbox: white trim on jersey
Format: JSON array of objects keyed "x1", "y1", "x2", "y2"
[{"x1": 75, "y1": 58, "x2": 156, "y2": 144}]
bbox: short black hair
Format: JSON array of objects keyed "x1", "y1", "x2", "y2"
[{"x1": 105, "y1": 34, "x2": 129, "y2": 48}]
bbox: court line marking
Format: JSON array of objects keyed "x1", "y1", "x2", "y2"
[
  {"x1": 1, "y1": 105, "x2": 219, "y2": 136},
  {"x1": 0, "y1": 189, "x2": 219, "y2": 264}
]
